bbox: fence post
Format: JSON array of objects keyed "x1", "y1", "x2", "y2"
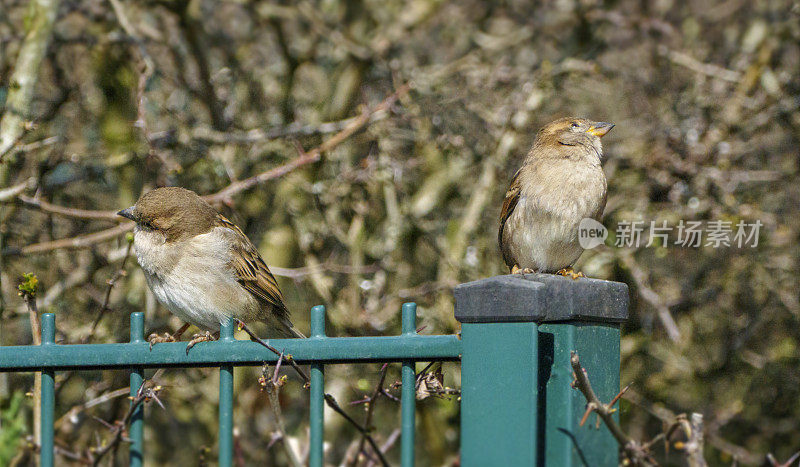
[{"x1": 455, "y1": 274, "x2": 628, "y2": 466}]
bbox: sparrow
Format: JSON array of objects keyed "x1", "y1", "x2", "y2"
[
  {"x1": 117, "y1": 187, "x2": 303, "y2": 350},
  {"x1": 498, "y1": 117, "x2": 613, "y2": 278}
]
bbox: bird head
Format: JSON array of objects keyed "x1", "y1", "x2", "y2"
[
  {"x1": 117, "y1": 187, "x2": 219, "y2": 242},
  {"x1": 531, "y1": 117, "x2": 614, "y2": 163}
]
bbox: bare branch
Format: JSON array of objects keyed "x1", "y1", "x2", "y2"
[
  {"x1": 658, "y1": 46, "x2": 741, "y2": 83},
  {"x1": 236, "y1": 319, "x2": 309, "y2": 386},
  {"x1": 190, "y1": 112, "x2": 390, "y2": 145},
  {"x1": 16, "y1": 194, "x2": 120, "y2": 220},
  {"x1": 203, "y1": 85, "x2": 408, "y2": 204},
  {"x1": 324, "y1": 394, "x2": 389, "y2": 467},
  {"x1": 570, "y1": 352, "x2": 657, "y2": 466},
  {"x1": 260, "y1": 360, "x2": 302, "y2": 467},
  {"x1": 88, "y1": 382, "x2": 163, "y2": 466},
  {"x1": 85, "y1": 240, "x2": 134, "y2": 342},
  {"x1": 620, "y1": 252, "x2": 681, "y2": 342},
  {"x1": 0, "y1": 177, "x2": 36, "y2": 202},
  {"x1": 9, "y1": 223, "x2": 133, "y2": 256},
  {"x1": 348, "y1": 364, "x2": 390, "y2": 466}
]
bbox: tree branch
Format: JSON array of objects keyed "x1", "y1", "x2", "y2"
[
  {"x1": 323, "y1": 393, "x2": 389, "y2": 467},
  {"x1": 570, "y1": 352, "x2": 657, "y2": 466},
  {"x1": 16, "y1": 194, "x2": 121, "y2": 220},
  {"x1": 7, "y1": 223, "x2": 133, "y2": 256},
  {"x1": 203, "y1": 85, "x2": 408, "y2": 204}
]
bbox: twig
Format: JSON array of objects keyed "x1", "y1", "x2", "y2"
[
  {"x1": 570, "y1": 352, "x2": 657, "y2": 466},
  {"x1": 682, "y1": 413, "x2": 707, "y2": 467},
  {"x1": 85, "y1": 239, "x2": 134, "y2": 341},
  {"x1": 658, "y1": 46, "x2": 741, "y2": 83},
  {"x1": 203, "y1": 85, "x2": 408, "y2": 204},
  {"x1": 191, "y1": 112, "x2": 390, "y2": 145},
  {"x1": 16, "y1": 194, "x2": 120, "y2": 220},
  {"x1": 365, "y1": 429, "x2": 400, "y2": 467},
  {"x1": 620, "y1": 252, "x2": 681, "y2": 342},
  {"x1": 88, "y1": 381, "x2": 163, "y2": 466},
  {"x1": 55, "y1": 387, "x2": 130, "y2": 430},
  {"x1": 260, "y1": 359, "x2": 302, "y2": 467},
  {"x1": 323, "y1": 394, "x2": 389, "y2": 467},
  {"x1": 349, "y1": 364, "x2": 390, "y2": 466},
  {"x1": 8, "y1": 223, "x2": 133, "y2": 256},
  {"x1": 235, "y1": 319, "x2": 309, "y2": 386},
  {"x1": 270, "y1": 261, "x2": 380, "y2": 279},
  {"x1": 767, "y1": 451, "x2": 800, "y2": 467},
  {"x1": 19, "y1": 273, "x2": 42, "y2": 454},
  {"x1": 0, "y1": 177, "x2": 36, "y2": 202}
]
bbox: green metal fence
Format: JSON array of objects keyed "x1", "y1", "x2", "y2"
[{"x1": 0, "y1": 274, "x2": 628, "y2": 466}]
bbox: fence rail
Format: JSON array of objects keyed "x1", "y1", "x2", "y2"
[{"x1": 0, "y1": 274, "x2": 628, "y2": 466}]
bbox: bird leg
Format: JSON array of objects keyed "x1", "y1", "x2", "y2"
[
  {"x1": 185, "y1": 330, "x2": 221, "y2": 353},
  {"x1": 556, "y1": 267, "x2": 585, "y2": 280},
  {"x1": 511, "y1": 265, "x2": 536, "y2": 274},
  {"x1": 148, "y1": 322, "x2": 191, "y2": 350}
]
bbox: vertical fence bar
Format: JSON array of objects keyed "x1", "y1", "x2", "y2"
[
  {"x1": 401, "y1": 302, "x2": 417, "y2": 467},
  {"x1": 129, "y1": 312, "x2": 145, "y2": 467},
  {"x1": 40, "y1": 313, "x2": 56, "y2": 467},
  {"x1": 218, "y1": 318, "x2": 235, "y2": 467},
  {"x1": 309, "y1": 305, "x2": 326, "y2": 467}
]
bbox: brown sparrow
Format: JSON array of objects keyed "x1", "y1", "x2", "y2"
[
  {"x1": 118, "y1": 187, "x2": 303, "y2": 349},
  {"x1": 498, "y1": 117, "x2": 613, "y2": 278}
]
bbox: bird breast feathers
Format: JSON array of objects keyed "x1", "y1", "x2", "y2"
[{"x1": 518, "y1": 161, "x2": 606, "y2": 220}]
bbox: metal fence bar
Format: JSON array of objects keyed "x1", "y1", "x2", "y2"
[
  {"x1": 219, "y1": 318, "x2": 236, "y2": 467},
  {"x1": 129, "y1": 312, "x2": 145, "y2": 467},
  {"x1": 309, "y1": 305, "x2": 326, "y2": 467},
  {"x1": 40, "y1": 313, "x2": 56, "y2": 467},
  {"x1": 0, "y1": 335, "x2": 460, "y2": 371},
  {"x1": 400, "y1": 302, "x2": 417, "y2": 467}
]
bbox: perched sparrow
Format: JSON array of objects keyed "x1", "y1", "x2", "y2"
[
  {"x1": 118, "y1": 187, "x2": 303, "y2": 349},
  {"x1": 498, "y1": 117, "x2": 613, "y2": 278}
]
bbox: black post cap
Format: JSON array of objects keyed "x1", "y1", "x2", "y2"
[{"x1": 454, "y1": 274, "x2": 629, "y2": 324}]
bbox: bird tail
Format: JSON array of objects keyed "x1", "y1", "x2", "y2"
[
  {"x1": 287, "y1": 325, "x2": 306, "y2": 339},
  {"x1": 276, "y1": 316, "x2": 305, "y2": 338}
]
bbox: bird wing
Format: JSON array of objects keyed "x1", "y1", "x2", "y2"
[
  {"x1": 214, "y1": 215, "x2": 291, "y2": 322},
  {"x1": 498, "y1": 167, "x2": 523, "y2": 269}
]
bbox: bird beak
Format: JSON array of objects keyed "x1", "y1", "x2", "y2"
[
  {"x1": 117, "y1": 206, "x2": 136, "y2": 221},
  {"x1": 587, "y1": 122, "x2": 614, "y2": 138}
]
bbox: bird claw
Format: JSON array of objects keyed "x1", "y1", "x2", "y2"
[
  {"x1": 556, "y1": 267, "x2": 585, "y2": 280},
  {"x1": 511, "y1": 265, "x2": 536, "y2": 275},
  {"x1": 148, "y1": 332, "x2": 176, "y2": 351},
  {"x1": 186, "y1": 331, "x2": 216, "y2": 354}
]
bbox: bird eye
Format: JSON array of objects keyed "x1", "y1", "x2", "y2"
[{"x1": 571, "y1": 122, "x2": 580, "y2": 128}]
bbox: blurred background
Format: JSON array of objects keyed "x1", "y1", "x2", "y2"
[{"x1": 1, "y1": 0, "x2": 799, "y2": 464}]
